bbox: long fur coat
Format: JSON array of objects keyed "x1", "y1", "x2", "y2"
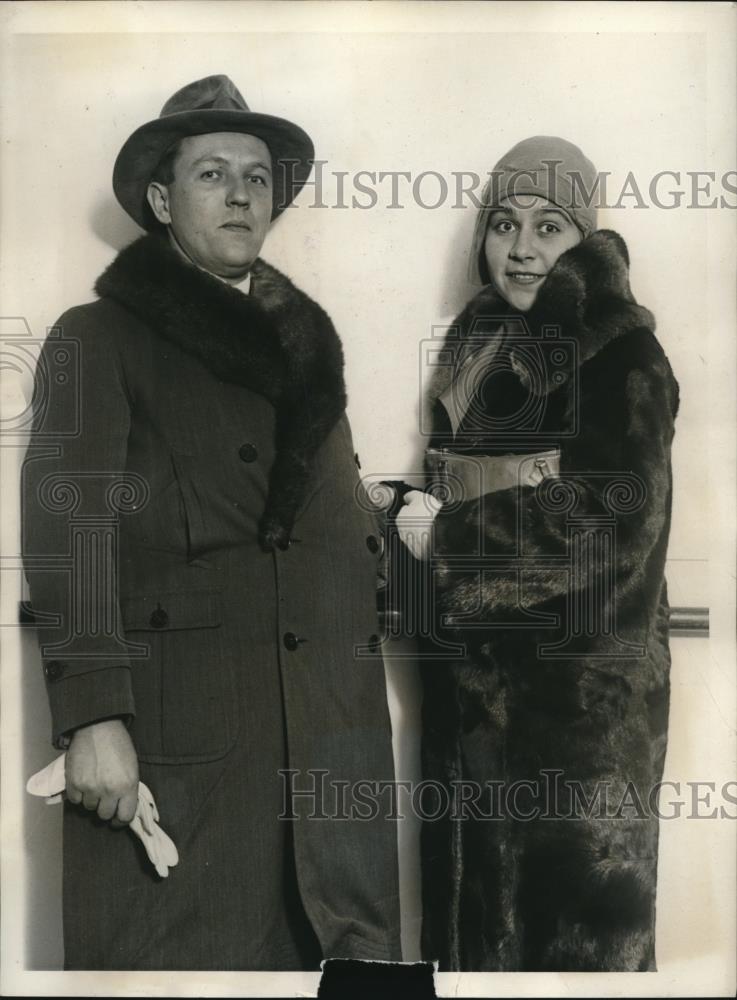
[{"x1": 420, "y1": 230, "x2": 679, "y2": 971}]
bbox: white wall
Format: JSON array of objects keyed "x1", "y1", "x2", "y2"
[
  {"x1": 0, "y1": 25, "x2": 719, "y2": 564},
  {"x1": 1, "y1": 4, "x2": 735, "y2": 997}
]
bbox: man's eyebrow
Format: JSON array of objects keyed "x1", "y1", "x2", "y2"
[{"x1": 190, "y1": 154, "x2": 272, "y2": 174}]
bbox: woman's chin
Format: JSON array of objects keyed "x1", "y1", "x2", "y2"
[
  {"x1": 500, "y1": 291, "x2": 536, "y2": 313},
  {"x1": 492, "y1": 281, "x2": 540, "y2": 313}
]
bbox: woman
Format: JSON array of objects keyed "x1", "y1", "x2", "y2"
[{"x1": 398, "y1": 137, "x2": 679, "y2": 971}]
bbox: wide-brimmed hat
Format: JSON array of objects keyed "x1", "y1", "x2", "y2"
[{"x1": 113, "y1": 74, "x2": 315, "y2": 230}]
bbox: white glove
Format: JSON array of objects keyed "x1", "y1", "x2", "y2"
[
  {"x1": 27, "y1": 754, "x2": 179, "y2": 878},
  {"x1": 395, "y1": 489, "x2": 443, "y2": 561}
]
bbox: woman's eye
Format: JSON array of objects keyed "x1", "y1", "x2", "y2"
[
  {"x1": 494, "y1": 220, "x2": 515, "y2": 234},
  {"x1": 249, "y1": 175, "x2": 266, "y2": 186},
  {"x1": 540, "y1": 222, "x2": 561, "y2": 234},
  {"x1": 200, "y1": 169, "x2": 221, "y2": 180}
]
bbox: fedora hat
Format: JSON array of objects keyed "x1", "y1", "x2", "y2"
[{"x1": 113, "y1": 74, "x2": 314, "y2": 229}]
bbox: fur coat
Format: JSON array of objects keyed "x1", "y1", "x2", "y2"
[
  {"x1": 22, "y1": 233, "x2": 400, "y2": 969},
  {"x1": 420, "y1": 230, "x2": 679, "y2": 971}
]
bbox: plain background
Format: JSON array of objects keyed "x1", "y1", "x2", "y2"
[{"x1": 1, "y1": 2, "x2": 735, "y2": 997}]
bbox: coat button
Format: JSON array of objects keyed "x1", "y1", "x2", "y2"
[
  {"x1": 238, "y1": 443, "x2": 258, "y2": 463},
  {"x1": 44, "y1": 660, "x2": 64, "y2": 681},
  {"x1": 283, "y1": 631, "x2": 307, "y2": 652},
  {"x1": 366, "y1": 534, "x2": 380, "y2": 554},
  {"x1": 150, "y1": 606, "x2": 169, "y2": 629}
]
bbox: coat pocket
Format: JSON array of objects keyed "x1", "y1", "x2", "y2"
[
  {"x1": 121, "y1": 588, "x2": 238, "y2": 764},
  {"x1": 170, "y1": 451, "x2": 262, "y2": 559}
]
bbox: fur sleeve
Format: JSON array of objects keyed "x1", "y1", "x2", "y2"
[{"x1": 431, "y1": 344, "x2": 678, "y2": 624}]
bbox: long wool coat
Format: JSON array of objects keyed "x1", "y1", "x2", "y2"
[
  {"x1": 420, "y1": 230, "x2": 679, "y2": 971},
  {"x1": 22, "y1": 233, "x2": 401, "y2": 970}
]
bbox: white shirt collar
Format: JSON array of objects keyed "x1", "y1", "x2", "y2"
[{"x1": 233, "y1": 272, "x2": 252, "y2": 296}]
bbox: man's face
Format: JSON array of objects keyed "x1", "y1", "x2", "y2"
[
  {"x1": 483, "y1": 195, "x2": 581, "y2": 311},
  {"x1": 147, "y1": 132, "x2": 273, "y2": 282}
]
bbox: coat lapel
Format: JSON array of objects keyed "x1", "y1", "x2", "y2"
[
  {"x1": 95, "y1": 233, "x2": 347, "y2": 550},
  {"x1": 428, "y1": 229, "x2": 656, "y2": 408},
  {"x1": 519, "y1": 229, "x2": 656, "y2": 395}
]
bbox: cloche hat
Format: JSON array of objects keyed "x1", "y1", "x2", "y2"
[
  {"x1": 113, "y1": 74, "x2": 315, "y2": 230},
  {"x1": 469, "y1": 135, "x2": 599, "y2": 283}
]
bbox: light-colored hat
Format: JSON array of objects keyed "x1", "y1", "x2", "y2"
[
  {"x1": 469, "y1": 135, "x2": 599, "y2": 283},
  {"x1": 113, "y1": 75, "x2": 314, "y2": 230}
]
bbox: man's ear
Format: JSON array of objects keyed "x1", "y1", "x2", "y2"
[{"x1": 146, "y1": 182, "x2": 172, "y2": 225}]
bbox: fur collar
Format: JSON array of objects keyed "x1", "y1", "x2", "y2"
[
  {"x1": 430, "y1": 230, "x2": 655, "y2": 402},
  {"x1": 95, "y1": 233, "x2": 346, "y2": 551}
]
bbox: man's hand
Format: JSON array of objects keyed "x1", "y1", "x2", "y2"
[
  {"x1": 395, "y1": 489, "x2": 443, "y2": 561},
  {"x1": 65, "y1": 718, "x2": 139, "y2": 827}
]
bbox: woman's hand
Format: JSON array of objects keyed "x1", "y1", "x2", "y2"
[{"x1": 395, "y1": 489, "x2": 443, "y2": 561}]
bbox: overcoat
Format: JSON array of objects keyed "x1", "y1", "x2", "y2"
[
  {"x1": 22, "y1": 233, "x2": 401, "y2": 970},
  {"x1": 420, "y1": 230, "x2": 679, "y2": 971}
]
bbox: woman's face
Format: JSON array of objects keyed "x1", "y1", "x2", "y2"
[{"x1": 483, "y1": 195, "x2": 582, "y2": 311}]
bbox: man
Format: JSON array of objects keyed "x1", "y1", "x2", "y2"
[{"x1": 22, "y1": 75, "x2": 401, "y2": 970}]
